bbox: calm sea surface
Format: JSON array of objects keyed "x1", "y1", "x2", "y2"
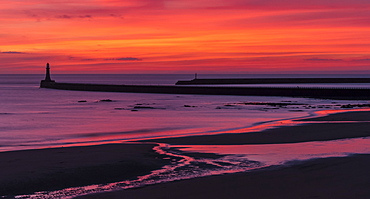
[{"x1": 1, "y1": 74, "x2": 370, "y2": 198}]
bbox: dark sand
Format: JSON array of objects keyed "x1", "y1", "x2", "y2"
[
  {"x1": 77, "y1": 154, "x2": 370, "y2": 199},
  {"x1": 301, "y1": 110, "x2": 370, "y2": 121},
  {"x1": 76, "y1": 111, "x2": 370, "y2": 199},
  {"x1": 0, "y1": 144, "x2": 170, "y2": 196},
  {"x1": 143, "y1": 111, "x2": 370, "y2": 145},
  {"x1": 1, "y1": 111, "x2": 370, "y2": 198}
]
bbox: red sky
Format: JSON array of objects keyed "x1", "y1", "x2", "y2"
[{"x1": 1, "y1": 0, "x2": 370, "y2": 74}]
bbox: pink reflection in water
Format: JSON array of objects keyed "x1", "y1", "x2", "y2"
[
  {"x1": 11, "y1": 109, "x2": 369, "y2": 152},
  {"x1": 314, "y1": 108, "x2": 370, "y2": 117},
  {"x1": 174, "y1": 137, "x2": 370, "y2": 165}
]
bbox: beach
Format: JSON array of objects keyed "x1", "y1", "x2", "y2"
[
  {"x1": 75, "y1": 110, "x2": 370, "y2": 199},
  {"x1": 170, "y1": 110, "x2": 370, "y2": 144},
  {"x1": 77, "y1": 154, "x2": 370, "y2": 199},
  {"x1": 1, "y1": 111, "x2": 370, "y2": 198},
  {"x1": 0, "y1": 144, "x2": 171, "y2": 197},
  {"x1": 3, "y1": 0, "x2": 370, "y2": 196}
]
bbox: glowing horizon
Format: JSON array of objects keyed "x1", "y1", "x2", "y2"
[{"x1": 1, "y1": 0, "x2": 370, "y2": 74}]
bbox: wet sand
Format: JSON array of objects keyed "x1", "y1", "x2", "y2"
[
  {"x1": 0, "y1": 144, "x2": 170, "y2": 196},
  {"x1": 143, "y1": 111, "x2": 370, "y2": 145},
  {"x1": 77, "y1": 154, "x2": 370, "y2": 199},
  {"x1": 77, "y1": 111, "x2": 370, "y2": 199},
  {"x1": 1, "y1": 111, "x2": 370, "y2": 198}
]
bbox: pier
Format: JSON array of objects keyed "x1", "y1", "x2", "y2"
[
  {"x1": 40, "y1": 64, "x2": 370, "y2": 100},
  {"x1": 176, "y1": 78, "x2": 370, "y2": 85}
]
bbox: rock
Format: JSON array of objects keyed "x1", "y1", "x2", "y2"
[
  {"x1": 100, "y1": 99, "x2": 113, "y2": 102},
  {"x1": 133, "y1": 106, "x2": 154, "y2": 109},
  {"x1": 184, "y1": 105, "x2": 197, "y2": 107}
]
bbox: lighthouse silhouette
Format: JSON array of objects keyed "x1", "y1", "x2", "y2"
[
  {"x1": 41, "y1": 63, "x2": 55, "y2": 85},
  {"x1": 44, "y1": 63, "x2": 53, "y2": 81}
]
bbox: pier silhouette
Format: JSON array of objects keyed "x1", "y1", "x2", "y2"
[{"x1": 40, "y1": 64, "x2": 370, "y2": 100}]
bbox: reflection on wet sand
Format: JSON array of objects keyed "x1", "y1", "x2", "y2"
[
  {"x1": 11, "y1": 110, "x2": 370, "y2": 199},
  {"x1": 174, "y1": 137, "x2": 370, "y2": 165}
]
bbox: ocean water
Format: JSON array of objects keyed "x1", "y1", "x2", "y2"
[{"x1": 1, "y1": 74, "x2": 370, "y2": 198}]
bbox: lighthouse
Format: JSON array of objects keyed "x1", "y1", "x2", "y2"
[
  {"x1": 44, "y1": 63, "x2": 53, "y2": 82},
  {"x1": 40, "y1": 63, "x2": 55, "y2": 87}
]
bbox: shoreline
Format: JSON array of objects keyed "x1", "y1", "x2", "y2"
[
  {"x1": 77, "y1": 154, "x2": 370, "y2": 199},
  {"x1": 1, "y1": 110, "x2": 370, "y2": 198},
  {"x1": 0, "y1": 144, "x2": 172, "y2": 197},
  {"x1": 142, "y1": 111, "x2": 370, "y2": 145},
  {"x1": 76, "y1": 110, "x2": 370, "y2": 199}
]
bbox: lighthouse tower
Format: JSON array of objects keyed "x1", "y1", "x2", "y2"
[
  {"x1": 44, "y1": 63, "x2": 53, "y2": 82},
  {"x1": 40, "y1": 63, "x2": 55, "y2": 87}
]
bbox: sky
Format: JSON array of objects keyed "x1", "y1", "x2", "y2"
[{"x1": 1, "y1": 0, "x2": 370, "y2": 74}]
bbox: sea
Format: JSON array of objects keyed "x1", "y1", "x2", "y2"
[{"x1": 1, "y1": 74, "x2": 370, "y2": 198}]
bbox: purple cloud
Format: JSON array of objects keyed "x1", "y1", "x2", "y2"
[
  {"x1": 105, "y1": 57, "x2": 142, "y2": 61},
  {"x1": 305, "y1": 58, "x2": 343, "y2": 61},
  {"x1": 353, "y1": 58, "x2": 370, "y2": 62},
  {"x1": 1, "y1": 51, "x2": 25, "y2": 54},
  {"x1": 55, "y1": 14, "x2": 92, "y2": 19}
]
